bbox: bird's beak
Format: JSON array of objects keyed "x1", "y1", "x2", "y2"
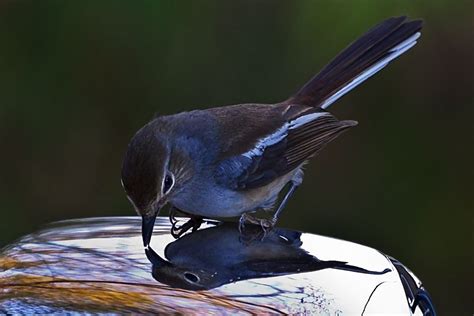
[
  {"x1": 142, "y1": 214, "x2": 157, "y2": 247},
  {"x1": 141, "y1": 199, "x2": 166, "y2": 247}
]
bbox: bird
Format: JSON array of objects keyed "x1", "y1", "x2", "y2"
[
  {"x1": 121, "y1": 16, "x2": 423, "y2": 247},
  {"x1": 145, "y1": 222, "x2": 389, "y2": 290}
]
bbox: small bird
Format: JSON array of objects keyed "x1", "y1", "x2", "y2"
[{"x1": 121, "y1": 16, "x2": 423, "y2": 247}]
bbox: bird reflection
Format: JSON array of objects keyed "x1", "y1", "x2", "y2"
[{"x1": 146, "y1": 222, "x2": 390, "y2": 290}]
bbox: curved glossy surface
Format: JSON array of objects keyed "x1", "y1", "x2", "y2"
[{"x1": 0, "y1": 217, "x2": 433, "y2": 314}]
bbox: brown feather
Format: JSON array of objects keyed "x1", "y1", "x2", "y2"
[{"x1": 221, "y1": 104, "x2": 357, "y2": 190}]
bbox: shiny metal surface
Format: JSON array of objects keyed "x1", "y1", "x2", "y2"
[{"x1": 0, "y1": 217, "x2": 434, "y2": 314}]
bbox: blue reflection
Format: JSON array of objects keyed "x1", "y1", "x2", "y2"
[{"x1": 146, "y1": 222, "x2": 390, "y2": 290}]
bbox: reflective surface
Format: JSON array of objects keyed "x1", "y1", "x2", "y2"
[
  {"x1": 0, "y1": 217, "x2": 432, "y2": 314},
  {"x1": 146, "y1": 222, "x2": 390, "y2": 291}
]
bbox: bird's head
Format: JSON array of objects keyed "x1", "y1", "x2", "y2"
[{"x1": 121, "y1": 119, "x2": 192, "y2": 247}]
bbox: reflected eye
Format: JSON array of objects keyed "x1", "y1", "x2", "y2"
[
  {"x1": 184, "y1": 272, "x2": 199, "y2": 283},
  {"x1": 163, "y1": 173, "x2": 174, "y2": 194}
]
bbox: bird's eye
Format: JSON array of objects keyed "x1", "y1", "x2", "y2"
[{"x1": 163, "y1": 173, "x2": 174, "y2": 194}]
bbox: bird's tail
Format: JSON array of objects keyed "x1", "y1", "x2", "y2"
[{"x1": 286, "y1": 16, "x2": 423, "y2": 109}]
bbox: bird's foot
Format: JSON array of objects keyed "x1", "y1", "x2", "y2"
[
  {"x1": 169, "y1": 207, "x2": 179, "y2": 226},
  {"x1": 171, "y1": 217, "x2": 202, "y2": 239},
  {"x1": 171, "y1": 215, "x2": 203, "y2": 239},
  {"x1": 238, "y1": 213, "x2": 276, "y2": 238}
]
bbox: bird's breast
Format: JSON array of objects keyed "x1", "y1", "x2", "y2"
[{"x1": 170, "y1": 170, "x2": 298, "y2": 218}]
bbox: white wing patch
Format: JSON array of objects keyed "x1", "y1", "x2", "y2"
[
  {"x1": 320, "y1": 32, "x2": 421, "y2": 109},
  {"x1": 242, "y1": 112, "x2": 329, "y2": 158},
  {"x1": 288, "y1": 112, "x2": 327, "y2": 129}
]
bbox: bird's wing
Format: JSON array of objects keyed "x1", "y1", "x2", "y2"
[
  {"x1": 214, "y1": 104, "x2": 356, "y2": 190},
  {"x1": 213, "y1": 17, "x2": 422, "y2": 189}
]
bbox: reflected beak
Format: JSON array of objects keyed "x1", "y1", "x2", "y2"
[
  {"x1": 145, "y1": 245, "x2": 172, "y2": 267},
  {"x1": 142, "y1": 214, "x2": 157, "y2": 247}
]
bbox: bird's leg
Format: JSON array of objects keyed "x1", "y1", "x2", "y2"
[
  {"x1": 171, "y1": 216, "x2": 203, "y2": 239},
  {"x1": 169, "y1": 206, "x2": 179, "y2": 226},
  {"x1": 272, "y1": 182, "x2": 298, "y2": 223},
  {"x1": 239, "y1": 182, "x2": 299, "y2": 234},
  {"x1": 169, "y1": 206, "x2": 203, "y2": 239}
]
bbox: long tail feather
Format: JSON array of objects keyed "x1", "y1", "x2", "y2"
[{"x1": 286, "y1": 16, "x2": 423, "y2": 109}]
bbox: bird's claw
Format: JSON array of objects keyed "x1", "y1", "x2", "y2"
[
  {"x1": 171, "y1": 216, "x2": 203, "y2": 239},
  {"x1": 238, "y1": 213, "x2": 276, "y2": 240},
  {"x1": 169, "y1": 207, "x2": 179, "y2": 226}
]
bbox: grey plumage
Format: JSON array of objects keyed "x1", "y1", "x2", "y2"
[{"x1": 120, "y1": 16, "x2": 423, "y2": 245}]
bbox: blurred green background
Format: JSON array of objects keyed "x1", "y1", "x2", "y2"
[{"x1": 0, "y1": 0, "x2": 472, "y2": 313}]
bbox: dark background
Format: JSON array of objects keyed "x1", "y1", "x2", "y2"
[{"x1": 0, "y1": 1, "x2": 472, "y2": 314}]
